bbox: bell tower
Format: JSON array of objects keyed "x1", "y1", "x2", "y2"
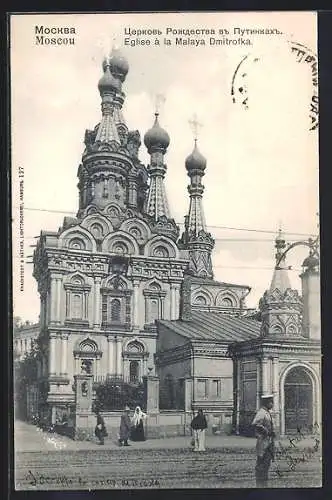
[{"x1": 179, "y1": 116, "x2": 214, "y2": 278}]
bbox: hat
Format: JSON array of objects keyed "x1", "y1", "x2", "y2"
[
  {"x1": 261, "y1": 394, "x2": 274, "y2": 400},
  {"x1": 124, "y1": 405, "x2": 130, "y2": 411}
]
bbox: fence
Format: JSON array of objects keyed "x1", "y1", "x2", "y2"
[{"x1": 93, "y1": 376, "x2": 147, "y2": 411}]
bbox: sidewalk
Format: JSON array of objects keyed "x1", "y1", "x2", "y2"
[{"x1": 14, "y1": 420, "x2": 320, "y2": 454}]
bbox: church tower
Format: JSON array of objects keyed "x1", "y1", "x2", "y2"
[
  {"x1": 77, "y1": 49, "x2": 148, "y2": 219},
  {"x1": 32, "y1": 50, "x2": 189, "y2": 424},
  {"x1": 259, "y1": 230, "x2": 303, "y2": 336},
  {"x1": 179, "y1": 137, "x2": 214, "y2": 278}
]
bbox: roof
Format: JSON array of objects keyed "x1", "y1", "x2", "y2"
[
  {"x1": 189, "y1": 276, "x2": 251, "y2": 290},
  {"x1": 270, "y1": 266, "x2": 291, "y2": 292},
  {"x1": 158, "y1": 311, "x2": 261, "y2": 343}
]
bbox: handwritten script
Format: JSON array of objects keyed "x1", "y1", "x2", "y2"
[
  {"x1": 25, "y1": 470, "x2": 160, "y2": 489},
  {"x1": 274, "y1": 425, "x2": 321, "y2": 478}
]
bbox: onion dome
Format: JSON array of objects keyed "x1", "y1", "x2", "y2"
[
  {"x1": 98, "y1": 59, "x2": 120, "y2": 95},
  {"x1": 185, "y1": 141, "x2": 207, "y2": 172},
  {"x1": 144, "y1": 113, "x2": 170, "y2": 152},
  {"x1": 109, "y1": 49, "x2": 129, "y2": 82},
  {"x1": 302, "y1": 253, "x2": 319, "y2": 269}
]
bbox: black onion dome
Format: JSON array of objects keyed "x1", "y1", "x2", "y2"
[
  {"x1": 302, "y1": 254, "x2": 319, "y2": 269},
  {"x1": 98, "y1": 61, "x2": 120, "y2": 94},
  {"x1": 109, "y1": 49, "x2": 129, "y2": 82},
  {"x1": 185, "y1": 142, "x2": 207, "y2": 172},
  {"x1": 144, "y1": 114, "x2": 170, "y2": 151}
]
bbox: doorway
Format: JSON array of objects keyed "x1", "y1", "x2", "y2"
[{"x1": 284, "y1": 366, "x2": 313, "y2": 434}]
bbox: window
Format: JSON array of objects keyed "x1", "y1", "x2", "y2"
[
  {"x1": 113, "y1": 242, "x2": 128, "y2": 255},
  {"x1": 197, "y1": 379, "x2": 207, "y2": 398},
  {"x1": 211, "y1": 379, "x2": 221, "y2": 398},
  {"x1": 150, "y1": 299, "x2": 159, "y2": 322},
  {"x1": 194, "y1": 295, "x2": 207, "y2": 305},
  {"x1": 72, "y1": 294, "x2": 83, "y2": 319},
  {"x1": 111, "y1": 299, "x2": 121, "y2": 322},
  {"x1": 153, "y1": 245, "x2": 169, "y2": 258},
  {"x1": 221, "y1": 297, "x2": 233, "y2": 307},
  {"x1": 165, "y1": 374, "x2": 175, "y2": 408},
  {"x1": 90, "y1": 223, "x2": 103, "y2": 239},
  {"x1": 129, "y1": 361, "x2": 139, "y2": 383},
  {"x1": 81, "y1": 359, "x2": 93, "y2": 374},
  {"x1": 69, "y1": 238, "x2": 86, "y2": 250}
]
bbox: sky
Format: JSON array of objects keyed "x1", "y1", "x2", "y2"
[{"x1": 11, "y1": 12, "x2": 319, "y2": 322}]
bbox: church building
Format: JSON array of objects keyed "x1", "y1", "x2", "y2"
[{"x1": 32, "y1": 50, "x2": 321, "y2": 436}]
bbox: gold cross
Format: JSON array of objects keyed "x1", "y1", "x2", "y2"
[
  {"x1": 96, "y1": 35, "x2": 113, "y2": 58},
  {"x1": 189, "y1": 113, "x2": 203, "y2": 141},
  {"x1": 155, "y1": 94, "x2": 166, "y2": 114}
]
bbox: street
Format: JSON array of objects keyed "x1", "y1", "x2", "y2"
[{"x1": 14, "y1": 421, "x2": 322, "y2": 490}]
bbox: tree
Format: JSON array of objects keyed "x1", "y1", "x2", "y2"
[
  {"x1": 13, "y1": 316, "x2": 23, "y2": 330},
  {"x1": 14, "y1": 344, "x2": 41, "y2": 420}
]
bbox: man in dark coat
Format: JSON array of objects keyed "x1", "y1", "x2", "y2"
[
  {"x1": 119, "y1": 406, "x2": 131, "y2": 446},
  {"x1": 94, "y1": 410, "x2": 107, "y2": 445},
  {"x1": 191, "y1": 409, "x2": 208, "y2": 451},
  {"x1": 252, "y1": 394, "x2": 276, "y2": 487}
]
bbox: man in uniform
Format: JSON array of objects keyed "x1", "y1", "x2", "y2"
[{"x1": 252, "y1": 394, "x2": 276, "y2": 487}]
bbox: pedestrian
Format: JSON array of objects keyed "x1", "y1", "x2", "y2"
[
  {"x1": 191, "y1": 408, "x2": 208, "y2": 451},
  {"x1": 94, "y1": 409, "x2": 107, "y2": 445},
  {"x1": 131, "y1": 406, "x2": 147, "y2": 441},
  {"x1": 252, "y1": 394, "x2": 276, "y2": 488},
  {"x1": 119, "y1": 405, "x2": 131, "y2": 446}
]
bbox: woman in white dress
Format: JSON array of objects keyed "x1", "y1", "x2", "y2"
[{"x1": 130, "y1": 406, "x2": 147, "y2": 441}]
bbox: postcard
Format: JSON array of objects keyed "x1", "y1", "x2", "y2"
[{"x1": 10, "y1": 11, "x2": 321, "y2": 490}]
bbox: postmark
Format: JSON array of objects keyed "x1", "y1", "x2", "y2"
[{"x1": 231, "y1": 40, "x2": 318, "y2": 131}]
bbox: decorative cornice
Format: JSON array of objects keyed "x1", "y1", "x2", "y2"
[{"x1": 229, "y1": 337, "x2": 321, "y2": 357}]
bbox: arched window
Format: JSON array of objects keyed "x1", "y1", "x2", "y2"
[
  {"x1": 90, "y1": 223, "x2": 103, "y2": 239},
  {"x1": 111, "y1": 299, "x2": 121, "y2": 322},
  {"x1": 72, "y1": 294, "x2": 83, "y2": 319},
  {"x1": 113, "y1": 242, "x2": 128, "y2": 255},
  {"x1": 69, "y1": 238, "x2": 86, "y2": 250},
  {"x1": 153, "y1": 245, "x2": 169, "y2": 258},
  {"x1": 129, "y1": 361, "x2": 139, "y2": 383},
  {"x1": 194, "y1": 295, "x2": 207, "y2": 305},
  {"x1": 221, "y1": 297, "x2": 233, "y2": 307}
]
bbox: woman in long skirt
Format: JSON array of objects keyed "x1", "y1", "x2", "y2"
[{"x1": 130, "y1": 406, "x2": 147, "y2": 441}]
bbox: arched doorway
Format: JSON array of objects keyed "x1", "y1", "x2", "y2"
[{"x1": 284, "y1": 366, "x2": 313, "y2": 433}]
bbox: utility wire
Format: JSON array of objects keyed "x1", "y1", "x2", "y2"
[{"x1": 12, "y1": 206, "x2": 317, "y2": 238}]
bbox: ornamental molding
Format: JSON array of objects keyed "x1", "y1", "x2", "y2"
[
  {"x1": 192, "y1": 344, "x2": 230, "y2": 357},
  {"x1": 230, "y1": 340, "x2": 321, "y2": 358},
  {"x1": 63, "y1": 283, "x2": 92, "y2": 292},
  {"x1": 259, "y1": 288, "x2": 303, "y2": 309},
  {"x1": 149, "y1": 215, "x2": 180, "y2": 241}
]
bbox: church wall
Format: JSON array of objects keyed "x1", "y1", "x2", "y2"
[
  {"x1": 158, "y1": 358, "x2": 192, "y2": 381},
  {"x1": 56, "y1": 331, "x2": 158, "y2": 386},
  {"x1": 193, "y1": 357, "x2": 233, "y2": 378},
  {"x1": 156, "y1": 324, "x2": 187, "y2": 351}
]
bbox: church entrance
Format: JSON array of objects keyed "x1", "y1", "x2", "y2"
[{"x1": 284, "y1": 366, "x2": 313, "y2": 434}]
